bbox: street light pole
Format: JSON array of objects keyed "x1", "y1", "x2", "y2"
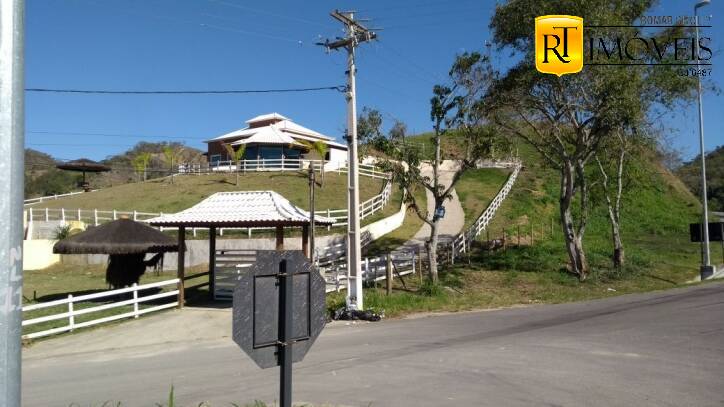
[{"x1": 694, "y1": 0, "x2": 715, "y2": 280}]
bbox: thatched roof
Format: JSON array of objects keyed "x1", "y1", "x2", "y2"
[
  {"x1": 53, "y1": 218, "x2": 178, "y2": 255},
  {"x1": 56, "y1": 158, "x2": 111, "y2": 173}
]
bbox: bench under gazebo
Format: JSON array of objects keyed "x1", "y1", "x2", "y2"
[{"x1": 147, "y1": 191, "x2": 333, "y2": 305}]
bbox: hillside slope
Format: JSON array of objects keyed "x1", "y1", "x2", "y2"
[
  {"x1": 478, "y1": 142, "x2": 703, "y2": 284},
  {"x1": 676, "y1": 145, "x2": 724, "y2": 212},
  {"x1": 28, "y1": 171, "x2": 391, "y2": 215}
]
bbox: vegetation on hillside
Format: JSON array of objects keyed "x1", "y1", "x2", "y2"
[
  {"x1": 24, "y1": 142, "x2": 204, "y2": 198},
  {"x1": 676, "y1": 145, "x2": 724, "y2": 212}
]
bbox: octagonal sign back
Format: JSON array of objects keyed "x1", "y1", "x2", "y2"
[{"x1": 232, "y1": 250, "x2": 327, "y2": 369}]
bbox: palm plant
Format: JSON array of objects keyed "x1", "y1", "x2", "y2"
[
  {"x1": 223, "y1": 142, "x2": 246, "y2": 186},
  {"x1": 161, "y1": 145, "x2": 180, "y2": 184},
  {"x1": 301, "y1": 140, "x2": 328, "y2": 187},
  {"x1": 132, "y1": 152, "x2": 152, "y2": 182}
]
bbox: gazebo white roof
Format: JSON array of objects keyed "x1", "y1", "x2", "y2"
[{"x1": 147, "y1": 191, "x2": 335, "y2": 227}]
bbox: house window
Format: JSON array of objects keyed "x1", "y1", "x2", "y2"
[{"x1": 210, "y1": 154, "x2": 221, "y2": 165}]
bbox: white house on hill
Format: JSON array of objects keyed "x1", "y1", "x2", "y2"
[{"x1": 204, "y1": 113, "x2": 348, "y2": 169}]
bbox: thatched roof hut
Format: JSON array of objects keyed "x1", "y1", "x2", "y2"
[
  {"x1": 53, "y1": 218, "x2": 178, "y2": 255},
  {"x1": 56, "y1": 158, "x2": 111, "y2": 173}
]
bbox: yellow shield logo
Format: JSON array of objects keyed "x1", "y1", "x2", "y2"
[{"x1": 535, "y1": 15, "x2": 583, "y2": 76}]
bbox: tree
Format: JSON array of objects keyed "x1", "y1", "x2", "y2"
[
  {"x1": 162, "y1": 145, "x2": 180, "y2": 184},
  {"x1": 301, "y1": 140, "x2": 329, "y2": 187},
  {"x1": 132, "y1": 152, "x2": 152, "y2": 182},
  {"x1": 223, "y1": 142, "x2": 246, "y2": 186},
  {"x1": 389, "y1": 120, "x2": 407, "y2": 143},
  {"x1": 387, "y1": 52, "x2": 497, "y2": 284},
  {"x1": 488, "y1": 0, "x2": 696, "y2": 279},
  {"x1": 358, "y1": 107, "x2": 384, "y2": 157}
]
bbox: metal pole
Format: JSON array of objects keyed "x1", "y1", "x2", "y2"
[
  {"x1": 345, "y1": 22, "x2": 363, "y2": 310},
  {"x1": 308, "y1": 165, "x2": 315, "y2": 262},
  {"x1": 695, "y1": 1, "x2": 714, "y2": 279},
  {"x1": 278, "y1": 259, "x2": 292, "y2": 407},
  {"x1": 0, "y1": 1, "x2": 25, "y2": 405}
]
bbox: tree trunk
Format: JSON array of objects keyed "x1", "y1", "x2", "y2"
[
  {"x1": 320, "y1": 160, "x2": 325, "y2": 187},
  {"x1": 560, "y1": 162, "x2": 588, "y2": 280},
  {"x1": 235, "y1": 161, "x2": 240, "y2": 186},
  {"x1": 426, "y1": 219, "x2": 440, "y2": 284}
]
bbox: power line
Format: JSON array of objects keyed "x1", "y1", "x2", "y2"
[
  {"x1": 25, "y1": 85, "x2": 345, "y2": 95},
  {"x1": 27, "y1": 130, "x2": 207, "y2": 140}
]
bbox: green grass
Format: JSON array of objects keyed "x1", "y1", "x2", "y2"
[
  {"x1": 363, "y1": 187, "x2": 428, "y2": 256},
  {"x1": 28, "y1": 171, "x2": 386, "y2": 214},
  {"x1": 455, "y1": 168, "x2": 511, "y2": 228}
]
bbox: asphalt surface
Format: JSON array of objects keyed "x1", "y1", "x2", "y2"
[{"x1": 23, "y1": 282, "x2": 724, "y2": 407}]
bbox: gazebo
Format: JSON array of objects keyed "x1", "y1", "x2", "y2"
[
  {"x1": 56, "y1": 158, "x2": 111, "y2": 192},
  {"x1": 147, "y1": 191, "x2": 334, "y2": 305},
  {"x1": 53, "y1": 218, "x2": 178, "y2": 289}
]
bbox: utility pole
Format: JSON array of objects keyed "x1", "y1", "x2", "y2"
[
  {"x1": 319, "y1": 10, "x2": 376, "y2": 310},
  {"x1": 0, "y1": 1, "x2": 25, "y2": 406}
]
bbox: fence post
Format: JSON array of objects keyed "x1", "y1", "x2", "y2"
[
  {"x1": 530, "y1": 221, "x2": 534, "y2": 245},
  {"x1": 365, "y1": 257, "x2": 370, "y2": 286},
  {"x1": 77, "y1": 208, "x2": 81, "y2": 221},
  {"x1": 386, "y1": 253, "x2": 393, "y2": 295},
  {"x1": 327, "y1": 208, "x2": 331, "y2": 231},
  {"x1": 93, "y1": 209, "x2": 98, "y2": 226},
  {"x1": 132, "y1": 283, "x2": 139, "y2": 318},
  {"x1": 550, "y1": 217, "x2": 554, "y2": 237},
  {"x1": 133, "y1": 210, "x2": 137, "y2": 221},
  {"x1": 417, "y1": 247, "x2": 423, "y2": 284},
  {"x1": 193, "y1": 227, "x2": 197, "y2": 237},
  {"x1": 68, "y1": 294, "x2": 75, "y2": 331},
  {"x1": 113, "y1": 210, "x2": 117, "y2": 220},
  {"x1": 61, "y1": 208, "x2": 66, "y2": 225},
  {"x1": 45, "y1": 207, "x2": 49, "y2": 222},
  {"x1": 28, "y1": 207, "x2": 33, "y2": 223}
]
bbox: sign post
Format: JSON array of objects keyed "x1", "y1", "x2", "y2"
[
  {"x1": 278, "y1": 259, "x2": 292, "y2": 407},
  {"x1": 233, "y1": 251, "x2": 326, "y2": 406}
]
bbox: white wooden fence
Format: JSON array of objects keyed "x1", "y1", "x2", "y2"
[
  {"x1": 25, "y1": 179, "x2": 393, "y2": 235},
  {"x1": 448, "y1": 162, "x2": 522, "y2": 261},
  {"x1": 24, "y1": 189, "x2": 98, "y2": 206},
  {"x1": 21, "y1": 278, "x2": 179, "y2": 339}
]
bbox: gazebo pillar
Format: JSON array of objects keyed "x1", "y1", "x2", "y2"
[
  {"x1": 177, "y1": 226, "x2": 186, "y2": 309},
  {"x1": 208, "y1": 226, "x2": 216, "y2": 300},
  {"x1": 302, "y1": 225, "x2": 309, "y2": 258},
  {"x1": 275, "y1": 226, "x2": 284, "y2": 250}
]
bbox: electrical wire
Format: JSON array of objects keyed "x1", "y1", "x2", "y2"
[
  {"x1": 25, "y1": 85, "x2": 345, "y2": 95},
  {"x1": 27, "y1": 130, "x2": 207, "y2": 141}
]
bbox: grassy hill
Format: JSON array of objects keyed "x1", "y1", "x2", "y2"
[
  {"x1": 346, "y1": 135, "x2": 708, "y2": 317},
  {"x1": 676, "y1": 145, "x2": 724, "y2": 212},
  {"x1": 28, "y1": 171, "x2": 392, "y2": 215}
]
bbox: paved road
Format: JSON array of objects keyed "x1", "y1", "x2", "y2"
[
  {"x1": 408, "y1": 160, "x2": 465, "y2": 247},
  {"x1": 23, "y1": 283, "x2": 724, "y2": 406}
]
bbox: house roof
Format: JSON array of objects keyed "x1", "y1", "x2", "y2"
[
  {"x1": 147, "y1": 191, "x2": 335, "y2": 227},
  {"x1": 229, "y1": 126, "x2": 305, "y2": 147},
  {"x1": 204, "y1": 113, "x2": 346, "y2": 150},
  {"x1": 246, "y1": 112, "x2": 289, "y2": 124}
]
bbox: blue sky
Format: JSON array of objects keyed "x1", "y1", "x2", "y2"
[{"x1": 26, "y1": 0, "x2": 723, "y2": 162}]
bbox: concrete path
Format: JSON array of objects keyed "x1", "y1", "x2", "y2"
[
  {"x1": 23, "y1": 282, "x2": 724, "y2": 406},
  {"x1": 405, "y1": 161, "x2": 465, "y2": 248}
]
